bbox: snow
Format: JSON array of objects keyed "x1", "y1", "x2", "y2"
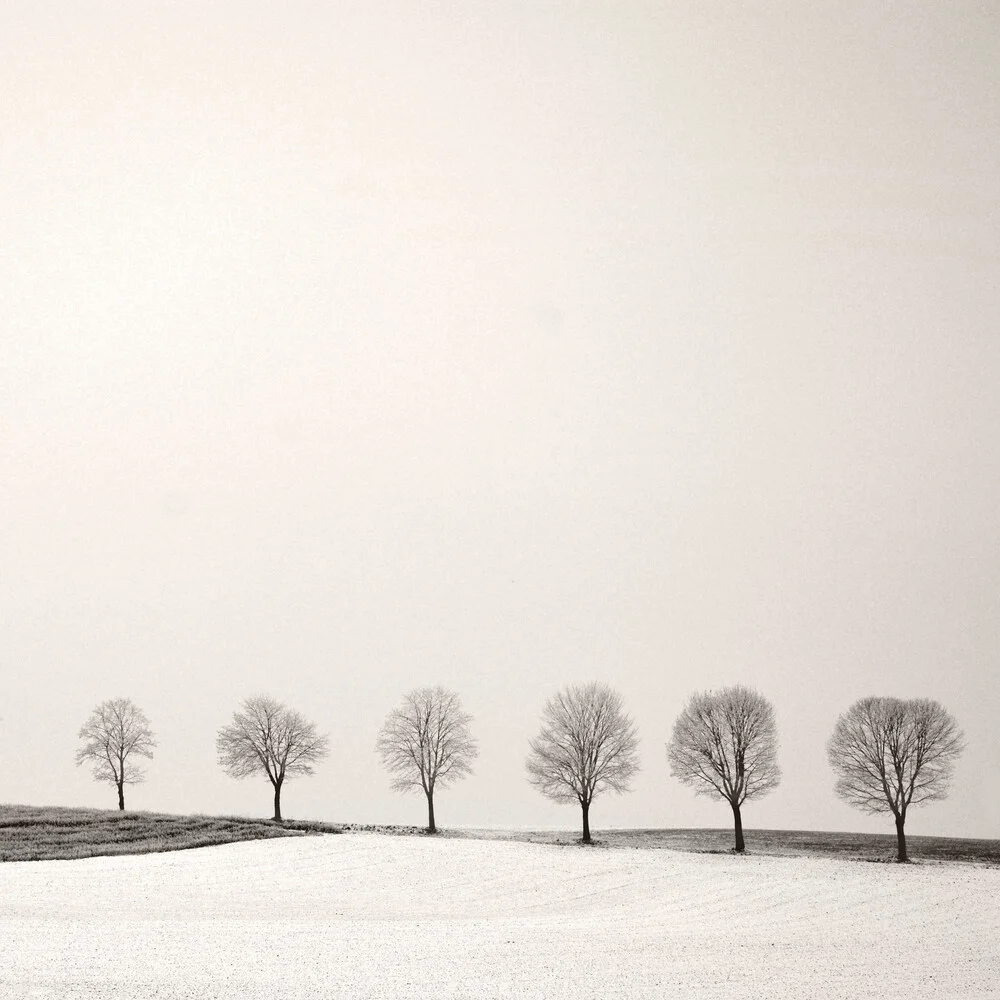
[{"x1": 1, "y1": 834, "x2": 997, "y2": 998}]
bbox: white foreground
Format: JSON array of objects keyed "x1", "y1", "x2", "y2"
[{"x1": 1, "y1": 834, "x2": 997, "y2": 999}]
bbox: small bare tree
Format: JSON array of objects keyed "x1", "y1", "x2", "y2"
[
  {"x1": 216, "y1": 695, "x2": 330, "y2": 821},
  {"x1": 666, "y1": 685, "x2": 780, "y2": 853},
  {"x1": 376, "y1": 686, "x2": 478, "y2": 833},
  {"x1": 75, "y1": 698, "x2": 157, "y2": 810},
  {"x1": 525, "y1": 682, "x2": 640, "y2": 844},
  {"x1": 827, "y1": 696, "x2": 964, "y2": 862}
]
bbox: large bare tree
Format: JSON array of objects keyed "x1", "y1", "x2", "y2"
[
  {"x1": 75, "y1": 697, "x2": 157, "y2": 810},
  {"x1": 666, "y1": 685, "x2": 781, "y2": 853},
  {"x1": 216, "y1": 695, "x2": 330, "y2": 821},
  {"x1": 376, "y1": 686, "x2": 478, "y2": 833},
  {"x1": 525, "y1": 682, "x2": 640, "y2": 844},
  {"x1": 827, "y1": 696, "x2": 964, "y2": 862}
]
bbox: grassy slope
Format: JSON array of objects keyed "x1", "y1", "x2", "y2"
[{"x1": 0, "y1": 805, "x2": 341, "y2": 862}]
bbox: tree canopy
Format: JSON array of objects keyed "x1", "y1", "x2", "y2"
[
  {"x1": 75, "y1": 697, "x2": 157, "y2": 810},
  {"x1": 376, "y1": 686, "x2": 478, "y2": 833},
  {"x1": 827, "y1": 696, "x2": 964, "y2": 861},
  {"x1": 216, "y1": 695, "x2": 330, "y2": 821},
  {"x1": 525, "y1": 681, "x2": 640, "y2": 843},
  {"x1": 666, "y1": 685, "x2": 780, "y2": 852}
]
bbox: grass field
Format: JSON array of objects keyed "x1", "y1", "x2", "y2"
[
  {"x1": 2, "y1": 804, "x2": 997, "y2": 865},
  {"x1": 456, "y1": 825, "x2": 1000, "y2": 865},
  {"x1": 0, "y1": 804, "x2": 341, "y2": 861}
]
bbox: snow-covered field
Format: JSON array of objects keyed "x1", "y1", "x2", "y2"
[{"x1": 1, "y1": 833, "x2": 996, "y2": 999}]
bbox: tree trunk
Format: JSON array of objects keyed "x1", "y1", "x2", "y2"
[
  {"x1": 581, "y1": 799, "x2": 591, "y2": 844},
  {"x1": 117, "y1": 782, "x2": 125, "y2": 811},
  {"x1": 426, "y1": 790, "x2": 436, "y2": 834},
  {"x1": 273, "y1": 780, "x2": 283, "y2": 822},
  {"x1": 895, "y1": 814, "x2": 907, "y2": 862},
  {"x1": 732, "y1": 801, "x2": 745, "y2": 853}
]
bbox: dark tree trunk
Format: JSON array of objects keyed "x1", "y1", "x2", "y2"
[
  {"x1": 581, "y1": 799, "x2": 591, "y2": 844},
  {"x1": 426, "y1": 790, "x2": 436, "y2": 834},
  {"x1": 732, "y1": 801, "x2": 745, "y2": 853},
  {"x1": 117, "y1": 783, "x2": 125, "y2": 811},
  {"x1": 273, "y1": 780, "x2": 283, "y2": 822},
  {"x1": 895, "y1": 814, "x2": 907, "y2": 862}
]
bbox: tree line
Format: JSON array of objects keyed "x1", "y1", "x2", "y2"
[{"x1": 74, "y1": 683, "x2": 964, "y2": 862}]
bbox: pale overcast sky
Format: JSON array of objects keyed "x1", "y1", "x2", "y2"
[{"x1": 2, "y1": 2, "x2": 998, "y2": 838}]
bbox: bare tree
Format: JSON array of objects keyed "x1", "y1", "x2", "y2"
[
  {"x1": 75, "y1": 698, "x2": 157, "y2": 810},
  {"x1": 827, "y1": 696, "x2": 964, "y2": 862},
  {"x1": 666, "y1": 685, "x2": 781, "y2": 853},
  {"x1": 216, "y1": 695, "x2": 330, "y2": 821},
  {"x1": 375, "y1": 686, "x2": 478, "y2": 833},
  {"x1": 525, "y1": 682, "x2": 640, "y2": 844}
]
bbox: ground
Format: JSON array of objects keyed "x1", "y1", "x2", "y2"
[{"x1": 1, "y1": 833, "x2": 997, "y2": 998}]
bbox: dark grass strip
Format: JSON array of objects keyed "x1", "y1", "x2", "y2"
[
  {"x1": 0, "y1": 805, "x2": 342, "y2": 862},
  {"x1": 450, "y1": 826, "x2": 1000, "y2": 865}
]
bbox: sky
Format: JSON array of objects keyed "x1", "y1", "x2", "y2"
[{"x1": 2, "y1": 2, "x2": 998, "y2": 840}]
